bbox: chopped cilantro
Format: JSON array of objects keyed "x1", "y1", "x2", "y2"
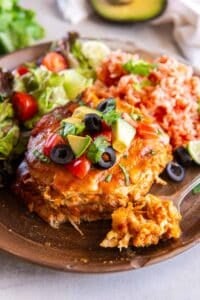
[
  {"x1": 102, "y1": 98, "x2": 116, "y2": 113},
  {"x1": 192, "y1": 183, "x2": 200, "y2": 194},
  {"x1": 60, "y1": 123, "x2": 76, "y2": 136},
  {"x1": 104, "y1": 174, "x2": 112, "y2": 183},
  {"x1": 156, "y1": 128, "x2": 163, "y2": 135},
  {"x1": 124, "y1": 60, "x2": 156, "y2": 76},
  {"x1": 60, "y1": 122, "x2": 85, "y2": 137},
  {"x1": 103, "y1": 110, "x2": 121, "y2": 126},
  {"x1": 119, "y1": 164, "x2": 130, "y2": 186},
  {"x1": 87, "y1": 136, "x2": 109, "y2": 163},
  {"x1": 33, "y1": 149, "x2": 50, "y2": 163}
]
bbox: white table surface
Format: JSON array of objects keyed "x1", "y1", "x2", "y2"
[{"x1": 0, "y1": 1, "x2": 199, "y2": 299}]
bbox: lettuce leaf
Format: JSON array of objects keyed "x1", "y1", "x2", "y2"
[
  {"x1": 0, "y1": 125, "x2": 19, "y2": 158},
  {"x1": 71, "y1": 40, "x2": 96, "y2": 79},
  {"x1": 123, "y1": 60, "x2": 156, "y2": 76},
  {"x1": 14, "y1": 67, "x2": 70, "y2": 128},
  {"x1": 0, "y1": 101, "x2": 19, "y2": 158},
  {"x1": 81, "y1": 41, "x2": 110, "y2": 69},
  {"x1": 0, "y1": 0, "x2": 45, "y2": 55},
  {"x1": 62, "y1": 69, "x2": 92, "y2": 100}
]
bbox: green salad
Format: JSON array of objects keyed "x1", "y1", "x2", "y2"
[
  {"x1": 0, "y1": 33, "x2": 111, "y2": 165},
  {"x1": 14, "y1": 66, "x2": 93, "y2": 128},
  {"x1": 0, "y1": 100, "x2": 19, "y2": 158},
  {"x1": 0, "y1": 0, "x2": 45, "y2": 54}
]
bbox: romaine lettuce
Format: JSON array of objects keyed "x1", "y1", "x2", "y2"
[
  {"x1": 0, "y1": 0, "x2": 45, "y2": 55},
  {"x1": 14, "y1": 67, "x2": 69, "y2": 128},
  {"x1": 81, "y1": 41, "x2": 110, "y2": 69},
  {"x1": 14, "y1": 66, "x2": 93, "y2": 128},
  {"x1": 0, "y1": 101, "x2": 19, "y2": 158},
  {"x1": 70, "y1": 39, "x2": 110, "y2": 79}
]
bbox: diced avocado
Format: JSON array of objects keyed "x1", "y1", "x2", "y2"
[
  {"x1": 61, "y1": 117, "x2": 85, "y2": 137},
  {"x1": 67, "y1": 135, "x2": 92, "y2": 158},
  {"x1": 62, "y1": 70, "x2": 92, "y2": 100},
  {"x1": 72, "y1": 106, "x2": 102, "y2": 120},
  {"x1": 90, "y1": 0, "x2": 167, "y2": 22},
  {"x1": 112, "y1": 118, "x2": 136, "y2": 153},
  {"x1": 62, "y1": 117, "x2": 83, "y2": 125}
]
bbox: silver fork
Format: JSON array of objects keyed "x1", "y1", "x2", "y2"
[{"x1": 161, "y1": 174, "x2": 200, "y2": 210}]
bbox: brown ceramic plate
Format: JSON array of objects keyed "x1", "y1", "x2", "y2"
[{"x1": 0, "y1": 39, "x2": 199, "y2": 273}]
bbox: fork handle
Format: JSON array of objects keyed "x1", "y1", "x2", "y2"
[{"x1": 169, "y1": 174, "x2": 200, "y2": 209}]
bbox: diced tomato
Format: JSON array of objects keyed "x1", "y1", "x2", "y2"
[
  {"x1": 137, "y1": 122, "x2": 158, "y2": 139},
  {"x1": 42, "y1": 52, "x2": 68, "y2": 72},
  {"x1": 17, "y1": 65, "x2": 29, "y2": 76},
  {"x1": 65, "y1": 156, "x2": 91, "y2": 179},
  {"x1": 43, "y1": 133, "x2": 65, "y2": 156},
  {"x1": 102, "y1": 121, "x2": 110, "y2": 131},
  {"x1": 154, "y1": 106, "x2": 166, "y2": 123},
  {"x1": 98, "y1": 59, "x2": 125, "y2": 86},
  {"x1": 12, "y1": 92, "x2": 38, "y2": 122},
  {"x1": 148, "y1": 73, "x2": 159, "y2": 84}
]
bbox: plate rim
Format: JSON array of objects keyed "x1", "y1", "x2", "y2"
[
  {"x1": 0, "y1": 39, "x2": 199, "y2": 273},
  {"x1": 0, "y1": 220, "x2": 199, "y2": 273}
]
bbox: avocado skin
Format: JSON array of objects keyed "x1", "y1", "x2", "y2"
[{"x1": 90, "y1": 0, "x2": 168, "y2": 23}]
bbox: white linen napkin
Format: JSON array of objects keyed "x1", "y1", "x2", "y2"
[
  {"x1": 57, "y1": 0, "x2": 200, "y2": 64},
  {"x1": 57, "y1": 0, "x2": 92, "y2": 25},
  {"x1": 152, "y1": 0, "x2": 200, "y2": 65}
]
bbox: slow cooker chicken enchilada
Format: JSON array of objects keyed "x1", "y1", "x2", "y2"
[{"x1": 0, "y1": 33, "x2": 199, "y2": 249}]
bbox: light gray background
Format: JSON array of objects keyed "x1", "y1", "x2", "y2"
[{"x1": 0, "y1": 1, "x2": 199, "y2": 299}]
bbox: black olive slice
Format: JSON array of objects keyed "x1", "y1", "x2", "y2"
[
  {"x1": 50, "y1": 144, "x2": 74, "y2": 165},
  {"x1": 166, "y1": 161, "x2": 185, "y2": 182},
  {"x1": 95, "y1": 146, "x2": 116, "y2": 169},
  {"x1": 84, "y1": 113, "x2": 102, "y2": 134},
  {"x1": 96, "y1": 98, "x2": 116, "y2": 113},
  {"x1": 173, "y1": 146, "x2": 193, "y2": 167}
]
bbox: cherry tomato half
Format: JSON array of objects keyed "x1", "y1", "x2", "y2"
[
  {"x1": 17, "y1": 65, "x2": 29, "y2": 76},
  {"x1": 12, "y1": 92, "x2": 38, "y2": 122},
  {"x1": 65, "y1": 156, "x2": 91, "y2": 179},
  {"x1": 43, "y1": 133, "x2": 65, "y2": 157},
  {"x1": 42, "y1": 52, "x2": 68, "y2": 73}
]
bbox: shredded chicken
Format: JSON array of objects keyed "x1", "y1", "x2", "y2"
[{"x1": 101, "y1": 194, "x2": 181, "y2": 249}]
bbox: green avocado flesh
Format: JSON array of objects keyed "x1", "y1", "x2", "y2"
[
  {"x1": 90, "y1": 0, "x2": 167, "y2": 22},
  {"x1": 67, "y1": 135, "x2": 92, "y2": 157},
  {"x1": 112, "y1": 118, "x2": 136, "y2": 153}
]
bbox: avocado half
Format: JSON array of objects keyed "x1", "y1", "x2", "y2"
[{"x1": 90, "y1": 0, "x2": 167, "y2": 22}]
